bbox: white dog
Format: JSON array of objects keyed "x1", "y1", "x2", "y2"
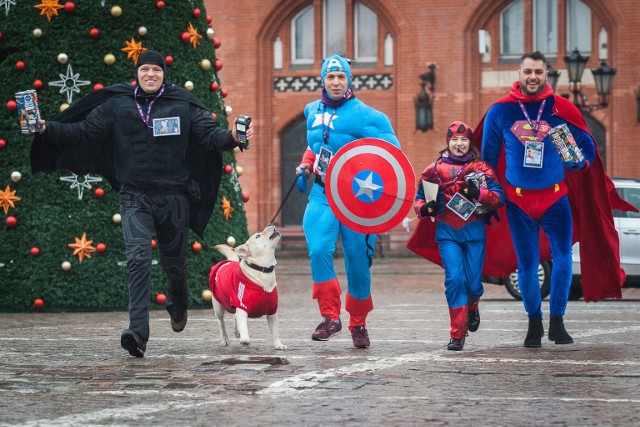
[{"x1": 209, "y1": 225, "x2": 286, "y2": 350}]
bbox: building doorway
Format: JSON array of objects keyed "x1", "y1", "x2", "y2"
[{"x1": 279, "y1": 117, "x2": 311, "y2": 226}]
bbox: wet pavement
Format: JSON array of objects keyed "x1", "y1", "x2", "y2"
[{"x1": 1, "y1": 256, "x2": 640, "y2": 426}]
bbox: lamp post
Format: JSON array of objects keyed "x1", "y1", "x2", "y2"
[
  {"x1": 563, "y1": 48, "x2": 615, "y2": 111},
  {"x1": 547, "y1": 63, "x2": 560, "y2": 92},
  {"x1": 415, "y1": 64, "x2": 436, "y2": 132}
]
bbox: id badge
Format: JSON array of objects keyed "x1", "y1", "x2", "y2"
[
  {"x1": 446, "y1": 192, "x2": 476, "y2": 221},
  {"x1": 153, "y1": 117, "x2": 181, "y2": 137},
  {"x1": 315, "y1": 146, "x2": 333, "y2": 176},
  {"x1": 523, "y1": 141, "x2": 544, "y2": 168}
]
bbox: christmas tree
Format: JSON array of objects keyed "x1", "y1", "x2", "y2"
[{"x1": 0, "y1": 0, "x2": 249, "y2": 311}]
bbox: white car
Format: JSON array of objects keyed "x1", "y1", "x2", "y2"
[
  {"x1": 570, "y1": 177, "x2": 640, "y2": 298},
  {"x1": 489, "y1": 177, "x2": 640, "y2": 300}
]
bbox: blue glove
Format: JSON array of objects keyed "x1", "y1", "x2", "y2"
[{"x1": 296, "y1": 172, "x2": 308, "y2": 194}]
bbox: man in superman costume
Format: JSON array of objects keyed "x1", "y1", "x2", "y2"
[
  {"x1": 408, "y1": 51, "x2": 636, "y2": 348},
  {"x1": 295, "y1": 55, "x2": 400, "y2": 349},
  {"x1": 480, "y1": 51, "x2": 637, "y2": 347}
]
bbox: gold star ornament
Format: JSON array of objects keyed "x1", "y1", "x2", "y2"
[
  {"x1": 0, "y1": 185, "x2": 21, "y2": 215},
  {"x1": 187, "y1": 23, "x2": 202, "y2": 48},
  {"x1": 221, "y1": 196, "x2": 234, "y2": 220},
  {"x1": 35, "y1": 0, "x2": 64, "y2": 22},
  {"x1": 68, "y1": 232, "x2": 97, "y2": 263},
  {"x1": 122, "y1": 38, "x2": 148, "y2": 64}
]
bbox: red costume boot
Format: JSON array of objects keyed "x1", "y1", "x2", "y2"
[
  {"x1": 311, "y1": 278, "x2": 342, "y2": 341},
  {"x1": 448, "y1": 306, "x2": 468, "y2": 351},
  {"x1": 346, "y1": 293, "x2": 373, "y2": 348}
]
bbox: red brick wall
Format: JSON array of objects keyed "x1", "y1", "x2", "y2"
[{"x1": 204, "y1": 0, "x2": 640, "y2": 232}]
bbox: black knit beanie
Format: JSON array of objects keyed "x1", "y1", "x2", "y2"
[{"x1": 136, "y1": 50, "x2": 166, "y2": 74}]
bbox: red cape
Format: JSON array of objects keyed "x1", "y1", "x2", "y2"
[{"x1": 407, "y1": 84, "x2": 637, "y2": 302}]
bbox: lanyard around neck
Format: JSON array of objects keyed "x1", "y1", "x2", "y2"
[
  {"x1": 518, "y1": 99, "x2": 546, "y2": 141},
  {"x1": 134, "y1": 84, "x2": 165, "y2": 127}
]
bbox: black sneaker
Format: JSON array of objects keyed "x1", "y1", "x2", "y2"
[
  {"x1": 121, "y1": 329, "x2": 146, "y2": 358},
  {"x1": 447, "y1": 336, "x2": 465, "y2": 351},
  {"x1": 311, "y1": 316, "x2": 342, "y2": 341},
  {"x1": 171, "y1": 310, "x2": 188, "y2": 333},
  {"x1": 351, "y1": 326, "x2": 370, "y2": 349},
  {"x1": 467, "y1": 309, "x2": 480, "y2": 332}
]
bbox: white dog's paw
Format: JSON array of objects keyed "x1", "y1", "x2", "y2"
[
  {"x1": 273, "y1": 342, "x2": 287, "y2": 350},
  {"x1": 240, "y1": 338, "x2": 250, "y2": 346}
]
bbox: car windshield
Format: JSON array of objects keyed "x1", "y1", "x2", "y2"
[{"x1": 614, "y1": 186, "x2": 640, "y2": 219}]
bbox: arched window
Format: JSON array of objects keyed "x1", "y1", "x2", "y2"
[
  {"x1": 283, "y1": 0, "x2": 388, "y2": 69},
  {"x1": 499, "y1": 0, "x2": 592, "y2": 60},
  {"x1": 291, "y1": 5, "x2": 314, "y2": 65},
  {"x1": 567, "y1": 0, "x2": 591, "y2": 53}
]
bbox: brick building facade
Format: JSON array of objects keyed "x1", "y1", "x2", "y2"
[{"x1": 203, "y1": 0, "x2": 640, "y2": 234}]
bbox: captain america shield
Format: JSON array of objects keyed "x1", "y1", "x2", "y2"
[{"x1": 325, "y1": 138, "x2": 415, "y2": 234}]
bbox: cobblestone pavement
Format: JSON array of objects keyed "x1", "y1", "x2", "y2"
[{"x1": 2, "y1": 256, "x2": 640, "y2": 426}]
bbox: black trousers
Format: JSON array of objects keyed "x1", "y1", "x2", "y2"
[{"x1": 119, "y1": 188, "x2": 190, "y2": 341}]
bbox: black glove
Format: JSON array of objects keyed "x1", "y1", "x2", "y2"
[
  {"x1": 420, "y1": 200, "x2": 439, "y2": 217},
  {"x1": 462, "y1": 181, "x2": 480, "y2": 200},
  {"x1": 483, "y1": 209, "x2": 500, "y2": 225}
]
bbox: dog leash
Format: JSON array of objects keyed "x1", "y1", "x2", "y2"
[{"x1": 269, "y1": 173, "x2": 301, "y2": 225}]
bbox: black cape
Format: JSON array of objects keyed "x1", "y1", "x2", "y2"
[{"x1": 30, "y1": 83, "x2": 226, "y2": 238}]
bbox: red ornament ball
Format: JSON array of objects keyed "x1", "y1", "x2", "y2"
[
  {"x1": 155, "y1": 293, "x2": 167, "y2": 305},
  {"x1": 151, "y1": 239, "x2": 157, "y2": 249},
  {"x1": 242, "y1": 192, "x2": 250, "y2": 202},
  {"x1": 192, "y1": 241, "x2": 202, "y2": 252},
  {"x1": 209, "y1": 81, "x2": 219, "y2": 91},
  {"x1": 96, "y1": 243, "x2": 106, "y2": 253},
  {"x1": 181, "y1": 32, "x2": 190, "y2": 43},
  {"x1": 64, "y1": 2, "x2": 75, "y2": 13},
  {"x1": 89, "y1": 28, "x2": 100, "y2": 38},
  {"x1": 93, "y1": 83, "x2": 104, "y2": 91},
  {"x1": 206, "y1": 15, "x2": 212, "y2": 24},
  {"x1": 213, "y1": 38, "x2": 221, "y2": 49},
  {"x1": 220, "y1": 89, "x2": 228, "y2": 98},
  {"x1": 94, "y1": 187, "x2": 105, "y2": 198},
  {"x1": 165, "y1": 55, "x2": 173, "y2": 66},
  {"x1": 6, "y1": 216, "x2": 17, "y2": 228},
  {"x1": 212, "y1": 112, "x2": 217, "y2": 121},
  {"x1": 214, "y1": 59, "x2": 223, "y2": 71},
  {"x1": 0, "y1": 139, "x2": 6, "y2": 149},
  {"x1": 156, "y1": 0, "x2": 165, "y2": 9},
  {"x1": 16, "y1": 61, "x2": 26, "y2": 71},
  {"x1": 6, "y1": 100, "x2": 17, "y2": 111},
  {"x1": 30, "y1": 247, "x2": 40, "y2": 257},
  {"x1": 34, "y1": 298, "x2": 45, "y2": 309},
  {"x1": 33, "y1": 80, "x2": 43, "y2": 90},
  {"x1": 224, "y1": 164, "x2": 233, "y2": 174},
  {"x1": 193, "y1": 8, "x2": 201, "y2": 18},
  {"x1": 0, "y1": 32, "x2": 3, "y2": 41}
]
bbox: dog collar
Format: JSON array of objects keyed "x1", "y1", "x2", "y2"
[{"x1": 245, "y1": 261, "x2": 275, "y2": 273}]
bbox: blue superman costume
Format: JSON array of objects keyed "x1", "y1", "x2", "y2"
[
  {"x1": 408, "y1": 82, "x2": 636, "y2": 308},
  {"x1": 298, "y1": 55, "x2": 400, "y2": 341}
]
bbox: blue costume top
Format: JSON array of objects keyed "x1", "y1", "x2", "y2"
[
  {"x1": 482, "y1": 96, "x2": 595, "y2": 189},
  {"x1": 304, "y1": 98, "x2": 399, "y2": 159}
]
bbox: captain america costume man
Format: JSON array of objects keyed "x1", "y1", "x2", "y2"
[{"x1": 296, "y1": 55, "x2": 400, "y2": 348}]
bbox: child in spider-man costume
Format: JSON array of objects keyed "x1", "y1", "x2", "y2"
[{"x1": 413, "y1": 121, "x2": 504, "y2": 351}]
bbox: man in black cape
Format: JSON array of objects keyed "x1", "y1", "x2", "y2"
[{"x1": 31, "y1": 50, "x2": 253, "y2": 357}]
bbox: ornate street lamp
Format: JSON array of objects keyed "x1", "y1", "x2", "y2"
[
  {"x1": 563, "y1": 48, "x2": 616, "y2": 111},
  {"x1": 547, "y1": 63, "x2": 560, "y2": 92}
]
